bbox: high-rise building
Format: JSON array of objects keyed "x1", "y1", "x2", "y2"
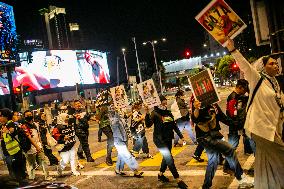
[
  {"x1": 69, "y1": 23, "x2": 83, "y2": 49},
  {"x1": 41, "y1": 6, "x2": 70, "y2": 49}
]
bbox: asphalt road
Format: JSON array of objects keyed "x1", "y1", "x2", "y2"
[{"x1": 0, "y1": 87, "x2": 254, "y2": 189}]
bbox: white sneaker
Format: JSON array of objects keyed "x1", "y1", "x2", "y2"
[
  {"x1": 45, "y1": 176, "x2": 55, "y2": 181},
  {"x1": 238, "y1": 173, "x2": 254, "y2": 188},
  {"x1": 72, "y1": 171, "x2": 81, "y2": 176},
  {"x1": 77, "y1": 163, "x2": 84, "y2": 169}
]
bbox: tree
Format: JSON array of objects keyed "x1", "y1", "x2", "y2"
[{"x1": 215, "y1": 55, "x2": 236, "y2": 84}]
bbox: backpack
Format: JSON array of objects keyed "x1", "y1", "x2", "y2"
[{"x1": 17, "y1": 127, "x2": 32, "y2": 153}]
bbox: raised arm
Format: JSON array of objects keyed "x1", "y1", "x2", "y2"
[{"x1": 226, "y1": 39, "x2": 261, "y2": 89}]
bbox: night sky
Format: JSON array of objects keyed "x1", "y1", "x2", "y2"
[{"x1": 2, "y1": 0, "x2": 252, "y2": 82}]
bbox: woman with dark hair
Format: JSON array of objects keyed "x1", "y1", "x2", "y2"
[
  {"x1": 38, "y1": 112, "x2": 59, "y2": 166},
  {"x1": 226, "y1": 39, "x2": 284, "y2": 189}
]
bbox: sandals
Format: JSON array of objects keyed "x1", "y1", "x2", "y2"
[
  {"x1": 133, "y1": 171, "x2": 144, "y2": 178},
  {"x1": 115, "y1": 171, "x2": 127, "y2": 176}
]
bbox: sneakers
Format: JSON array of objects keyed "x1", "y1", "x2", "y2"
[
  {"x1": 158, "y1": 174, "x2": 169, "y2": 183},
  {"x1": 133, "y1": 171, "x2": 144, "y2": 178},
  {"x1": 177, "y1": 180, "x2": 188, "y2": 189},
  {"x1": 192, "y1": 155, "x2": 205, "y2": 162},
  {"x1": 45, "y1": 176, "x2": 55, "y2": 181},
  {"x1": 72, "y1": 171, "x2": 81, "y2": 176},
  {"x1": 238, "y1": 173, "x2": 254, "y2": 188},
  {"x1": 77, "y1": 163, "x2": 84, "y2": 169}
]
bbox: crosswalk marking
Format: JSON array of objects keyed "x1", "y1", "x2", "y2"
[
  {"x1": 79, "y1": 149, "x2": 107, "y2": 164},
  {"x1": 89, "y1": 127, "x2": 99, "y2": 131},
  {"x1": 187, "y1": 151, "x2": 208, "y2": 166},
  {"x1": 0, "y1": 169, "x2": 230, "y2": 177},
  {"x1": 139, "y1": 146, "x2": 187, "y2": 167}
]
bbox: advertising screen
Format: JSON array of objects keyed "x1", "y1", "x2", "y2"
[
  {"x1": 0, "y1": 50, "x2": 110, "y2": 95},
  {"x1": 0, "y1": 2, "x2": 18, "y2": 64}
]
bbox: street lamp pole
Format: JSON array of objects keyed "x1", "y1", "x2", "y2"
[
  {"x1": 150, "y1": 41, "x2": 163, "y2": 94},
  {"x1": 122, "y1": 48, "x2": 129, "y2": 83},
  {"x1": 132, "y1": 37, "x2": 142, "y2": 83},
  {"x1": 143, "y1": 40, "x2": 163, "y2": 94}
]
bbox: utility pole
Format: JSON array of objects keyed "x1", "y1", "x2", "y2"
[
  {"x1": 117, "y1": 56, "x2": 120, "y2": 85},
  {"x1": 132, "y1": 37, "x2": 142, "y2": 83}
]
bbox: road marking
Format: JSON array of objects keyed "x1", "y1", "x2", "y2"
[
  {"x1": 187, "y1": 151, "x2": 208, "y2": 166},
  {"x1": 89, "y1": 127, "x2": 99, "y2": 131},
  {"x1": 139, "y1": 146, "x2": 187, "y2": 167},
  {"x1": 73, "y1": 175, "x2": 92, "y2": 186},
  {"x1": 228, "y1": 154, "x2": 255, "y2": 189},
  {"x1": 0, "y1": 169, "x2": 230, "y2": 177}
]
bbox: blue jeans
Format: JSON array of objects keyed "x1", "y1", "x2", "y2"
[
  {"x1": 114, "y1": 139, "x2": 138, "y2": 172},
  {"x1": 198, "y1": 136, "x2": 243, "y2": 188},
  {"x1": 154, "y1": 139, "x2": 180, "y2": 179},
  {"x1": 174, "y1": 119, "x2": 196, "y2": 145},
  {"x1": 133, "y1": 134, "x2": 149, "y2": 154},
  {"x1": 223, "y1": 133, "x2": 240, "y2": 170}
]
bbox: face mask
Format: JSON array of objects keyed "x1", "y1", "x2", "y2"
[
  {"x1": 159, "y1": 105, "x2": 167, "y2": 110},
  {"x1": 25, "y1": 116, "x2": 33, "y2": 122}
]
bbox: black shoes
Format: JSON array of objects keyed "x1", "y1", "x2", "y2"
[
  {"x1": 87, "y1": 157, "x2": 95, "y2": 162},
  {"x1": 115, "y1": 171, "x2": 126, "y2": 176},
  {"x1": 77, "y1": 153, "x2": 85, "y2": 159},
  {"x1": 192, "y1": 155, "x2": 205, "y2": 162},
  {"x1": 158, "y1": 174, "x2": 170, "y2": 182},
  {"x1": 133, "y1": 171, "x2": 144, "y2": 178},
  {"x1": 177, "y1": 180, "x2": 188, "y2": 189},
  {"x1": 106, "y1": 160, "x2": 113, "y2": 166}
]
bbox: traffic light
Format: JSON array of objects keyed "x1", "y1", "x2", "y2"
[
  {"x1": 184, "y1": 50, "x2": 191, "y2": 58},
  {"x1": 231, "y1": 63, "x2": 239, "y2": 72}
]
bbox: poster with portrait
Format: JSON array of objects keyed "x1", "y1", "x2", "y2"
[
  {"x1": 195, "y1": 0, "x2": 246, "y2": 46},
  {"x1": 188, "y1": 69, "x2": 220, "y2": 108},
  {"x1": 110, "y1": 85, "x2": 129, "y2": 109},
  {"x1": 137, "y1": 79, "x2": 161, "y2": 108}
]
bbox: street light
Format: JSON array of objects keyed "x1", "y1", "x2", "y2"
[
  {"x1": 121, "y1": 48, "x2": 129, "y2": 82},
  {"x1": 143, "y1": 38, "x2": 166, "y2": 94}
]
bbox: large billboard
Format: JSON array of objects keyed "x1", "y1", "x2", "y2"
[
  {"x1": 0, "y1": 50, "x2": 110, "y2": 95},
  {"x1": 0, "y1": 2, "x2": 18, "y2": 64}
]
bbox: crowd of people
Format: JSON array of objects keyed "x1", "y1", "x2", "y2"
[{"x1": 0, "y1": 39, "x2": 283, "y2": 189}]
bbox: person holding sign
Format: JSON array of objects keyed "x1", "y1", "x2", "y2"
[
  {"x1": 226, "y1": 39, "x2": 284, "y2": 189},
  {"x1": 145, "y1": 95, "x2": 188, "y2": 189},
  {"x1": 191, "y1": 100, "x2": 253, "y2": 189}
]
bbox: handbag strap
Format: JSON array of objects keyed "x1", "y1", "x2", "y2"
[{"x1": 247, "y1": 76, "x2": 264, "y2": 111}]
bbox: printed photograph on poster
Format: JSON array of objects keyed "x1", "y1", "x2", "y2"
[
  {"x1": 95, "y1": 90, "x2": 111, "y2": 108},
  {"x1": 188, "y1": 69, "x2": 220, "y2": 108},
  {"x1": 137, "y1": 79, "x2": 161, "y2": 108},
  {"x1": 110, "y1": 85, "x2": 129, "y2": 109},
  {"x1": 195, "y1": 0, "x2": 247, "y2": 46}
]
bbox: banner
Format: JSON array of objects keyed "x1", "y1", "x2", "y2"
[
  {"x1": 95, "y1": 90, "x2": 111, "y2": 108},
  {"x1": 137, "y1": 79, "x2": 161, "y2": 108},
  {"x1": 195, "y1": 0, "x2": 246, "y2": 46},
  {"x1": 188, "y1": 69, "x2": 220, "y2": 108},
  {"x1": 110, "y1": 85, "x2": 129, "y2": 109}
]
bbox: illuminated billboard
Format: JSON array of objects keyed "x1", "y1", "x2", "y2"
[
  {"x1": 0, "y1": 2, "x2": 18, "y2": 64},
  {"x1": 0, "y1": 50, "x2": 110, "y2": 95}
]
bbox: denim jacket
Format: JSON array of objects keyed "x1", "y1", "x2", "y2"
[{"x1": 109, "y1": 110, "x2": 128, "y2": 142}]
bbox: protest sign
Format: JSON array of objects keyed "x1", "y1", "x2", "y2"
[
  {"x1": 195, "y1": 0, "x2": 246, "y2": 46},
  {"x1": 188, "y1": 69, "x2": 220, "y2": 108},
  {"x1": 110, "y1": 85, "x2": 129, "y2": 109},
  {"x1": 137, "y1": 79, "x2": 161, "y2": 108}
]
